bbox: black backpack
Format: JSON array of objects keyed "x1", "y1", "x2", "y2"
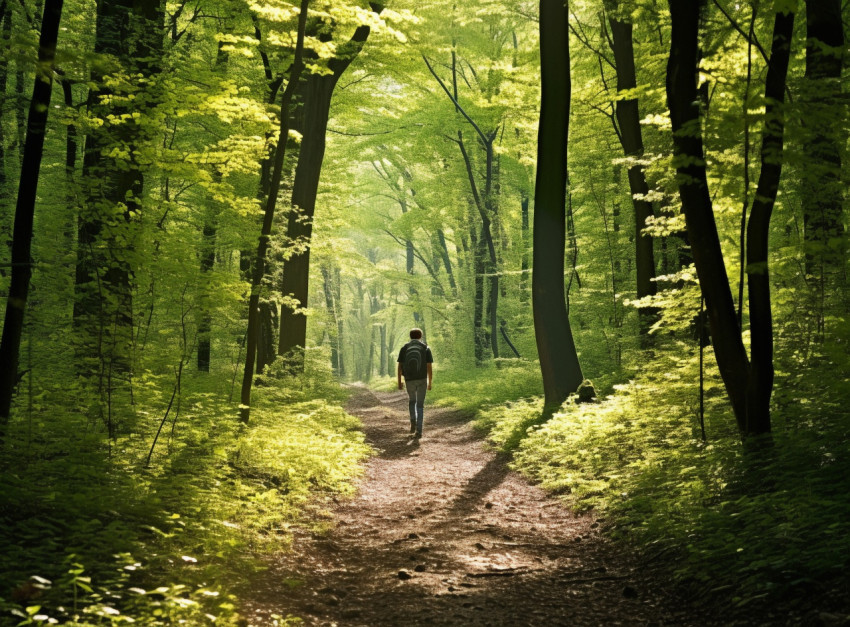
[{"x1": 402, "y1": 341, "x2": 428, "y2": 380}]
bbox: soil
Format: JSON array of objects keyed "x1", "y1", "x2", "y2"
[{"x1": 244, "y1": 385, "x2": 697, "y2": 626}]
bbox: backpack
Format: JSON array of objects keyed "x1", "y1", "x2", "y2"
[{"x1": 402, "y1": 341, "x2": 428, "y2": 380}]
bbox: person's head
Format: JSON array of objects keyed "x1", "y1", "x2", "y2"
[{"x1": 409, "y1": 328, "x2": 423, "y2": 340}]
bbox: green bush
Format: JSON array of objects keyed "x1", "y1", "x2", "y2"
[
  {"x1": 477, "y1": 348, "x2": 850, "y2": 607},
  {"x1": 0, "y1": 369, "x2": 369, "y2": 625}
]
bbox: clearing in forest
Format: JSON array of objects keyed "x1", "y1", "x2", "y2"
[{"x1": 246, "y1": 386, "x2": 691, "y2": 626}]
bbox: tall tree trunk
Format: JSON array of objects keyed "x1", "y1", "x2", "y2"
[
  {"x1": 801, "y1": 0, "x2": 844, "y2": 307},
  {"x1": 0, "y1": 0, "x2": 63, "y2": 429},
  {"x1": 473, "y1": 226, "x2": 486, "y2": 362},
  {"x1": 745, "y1": 5, "x2": 796, "y2": 435},
  {"x1": 197, "y1": 219, "x2": 215, "y2": 371},
  {"x1": 666, "y1": 0, "x2": 750, "y2": 432},
  {"x1": 436, "y1": 229, "x2": 457, "y2": 295},
  {"x1": 0, "y1": 4, "x2": 9, "y2": 177},
  {"x1": 74, "y1": 0, "x2": 164, "y2": 378},
  {"x1": 424, "y1": 54, "x2": 501, "y2": 361},
  {"x1": 520, "y1": 190, "x2": 530, "y2": 303},
  {"x1": 533, "y1": 0, "x2": 583, "y2": 410},
  {"x1": 278, "y1": 4, "x2": 383, "y2": 370},
  {"x1": 605, "y1": 4, "x2": 658, "y2": 334},
  {"x1": 197, "y1": 40, "x2": 231, "y2": 372},
  {"x1": 240, "y1": 0, "x2": 310, "y2": 423},
  {"x1": 321, "y1": 264, "x2": 341, "y2": 376}
]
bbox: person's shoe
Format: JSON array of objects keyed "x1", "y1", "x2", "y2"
[
  {"x1": 414, "y1": 432, "x2": 422, "y2": 439},
  {"x1": 409, "y1": 424, "x2": 416, "y2": 434}
]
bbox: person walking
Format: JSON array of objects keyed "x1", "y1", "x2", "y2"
[{"x1": 397, "y1": 328, "x2": 433, "y2": 438}]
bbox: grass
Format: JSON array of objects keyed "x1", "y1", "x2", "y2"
[
  {"x1": 473, "y1": 345, "x2": 850, "y2": 613},
  {"x1": 0, "y1": 359, "x2": 370, "y2": 626}
]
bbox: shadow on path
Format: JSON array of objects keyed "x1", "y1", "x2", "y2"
[{"x1": 244, "y1": 387, "x2": 694, "y2": 626}]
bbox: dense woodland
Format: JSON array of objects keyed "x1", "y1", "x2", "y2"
[{"x1": 0, "y1": 0, "x2": 849, "y2": 624}]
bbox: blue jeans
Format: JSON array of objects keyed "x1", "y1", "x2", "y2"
[{"x1": 406, "y1": 378, "x2": 427, "y2": 434}]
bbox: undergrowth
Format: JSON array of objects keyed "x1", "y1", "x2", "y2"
[
  {"x1": 475, "y1": 343, "x2": 850, "y2": 613},
  {"x1": 0, "y1": 357, "x2": 369, "y2": 626}
]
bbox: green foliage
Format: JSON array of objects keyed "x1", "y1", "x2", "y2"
[
  {"x1": 424, "y1": 360, "x2": 543, "y2": 414},
  {"x1": 0, "y1": 372, "x2": 368, "y2": 625},
  {"x1": 478, "y1": 348, "x2": 850, "y2": 609}
]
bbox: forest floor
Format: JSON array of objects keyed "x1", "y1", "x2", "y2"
[{"x1": 243, "y1": 385, "x2": 705, "y2": 626}]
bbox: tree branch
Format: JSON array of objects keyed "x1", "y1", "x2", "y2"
[{"x1": 422, "y1": 53, "x2": 490, "y2": 148}]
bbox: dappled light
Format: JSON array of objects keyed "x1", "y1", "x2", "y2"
[{"x1": 1, "y1": 0, "x2": 848, "y2": 624}]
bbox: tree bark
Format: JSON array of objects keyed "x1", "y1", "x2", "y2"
[
  {"x1": 533, "y1": 0, "x2": 583, "y2": 411},
  {"x1": 745, "y1": 5, "x2": 796, "y2": 435},
  {"x1": 801, "y1": 0, "x2": 844, "y2": 289},
  {"x1": 277, "y1": 4, "x2": 384, "y2": 370},
  {"x1": 666, "y1": 0, "x2": 750, "y2": 432},
  {"x1": 605, "y1": 4, "x2": 658, "y2": 333},
  {"x1": 321, "y1": 265, "x2": 341, "y2": 376},
  {"x1": 240, "y1": 0, "x2": 310, "y2": 423},
  {"x1": 74, "y1": 0, "x2": 164, "y2": 376},
  {"x1": 197, "y1": 40, "x2": 230, "y2": 372},
  {"x1": 520, "y1": 190, "x2": 530, "y2": 303},
  {"x1": 0, "y1": 0, "x2": 63, "y2": 428}
]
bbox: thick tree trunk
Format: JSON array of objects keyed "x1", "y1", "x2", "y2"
[
  {"x1": 0, "y1": 5, "x2": 9, "y2": 185},
  {"x1": 533, "y1": 0, "x2": 583, "y2": 411},
  {"x1": 0, "y1": 0, "x2": 63, "y2": 428},
  {"x1": 666, "y1": 0, "x2": 750, "y2": 431},
  {"x1": 801, "y1": 0, "x2": 844, "y2": 287},
  {"x1": 74, "y1": 0, "x2": 164, "y2": 376},
  {"x1": 278, "y1": 5, "x2": 383, "y2": 370},
  {"x1": 256, "y1": 301, "x2": 276, "y2": 373},
  {"x1": 605, "y1": 7, "x2": 658, "y2": 333},
  {"x1": 240, "y1": 0, "x2": 309, "y2": 423},
  {"x1": 745, "y1": 6, "x2": 796, "y2": 435}
]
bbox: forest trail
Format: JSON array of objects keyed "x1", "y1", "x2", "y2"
[{"x1": 245, "y1": 386, "x2": 691, "y2": 626}]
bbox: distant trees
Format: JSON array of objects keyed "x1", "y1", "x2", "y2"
[{"x1": 0, "y1": 0, "x2": 847, "y2": 449}]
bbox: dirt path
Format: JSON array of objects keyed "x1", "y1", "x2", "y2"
[{"x1": 246, "y1": 386, "x2": 692, "y2": 625}]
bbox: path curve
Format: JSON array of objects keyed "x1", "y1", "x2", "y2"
[{"x1": 246, "y1": 386, "x2": 691, "y2": 625}]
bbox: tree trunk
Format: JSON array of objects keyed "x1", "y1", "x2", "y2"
[
  {"x1": 0, "y1": 0, "x2": 63, "y2": 428},
  {"x1": 456, "y1": 133, "x2": 500, "y2": 359},
  {"x1": 240, "y1": 0, "x2": 309, "y2": 423},
  {"x1": 666, "y1": 0, "x2": 750, "y2": 431},
  {"x1": 437, "y1": 229, "x2": 457, "y2": 295},
  {"x1": 321, "y1": 265, "x2": 341, "y2": 376},
  {"x1": 74, "y1": 0, "x2": 164, "y2": 376},
  {"x1": 473, "y1": 227, "x2": 487, "y2": 362},
  {"x1": 197, "y1": 40, "x2": 231, "y2": 372},
  {"x1": 0, "y1": 5, "x2": 11, "y2": 266},
  {"x1": 278, "y1": 4, "x2": 383, "y2": 370},
  {"x1": 605, "y1": 6, "x2": 658, "y2": 333},
  {"x1": 533, "y1": 0, "x2": 583, "y2": 411},
  {"x1": 520, "y1": 190, "x2": 530, "y2": 303},
  {"x1": 801, "y1": 0, "x2": 844, "y2": 295},
  {"x1": 745, "y1": 6, "x2": 796, "y2": 435},
  {"x1": 197, "y1": 219, "x2": 215, "y2": 372}
]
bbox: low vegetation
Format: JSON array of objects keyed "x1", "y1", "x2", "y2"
[{"x1": 0, "y1": 365, "x2": 369, "y2": 625}]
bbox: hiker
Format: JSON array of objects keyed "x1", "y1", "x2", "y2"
[{"x1": 397, "y1": 328, "x2": 433, "y2": 438}]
